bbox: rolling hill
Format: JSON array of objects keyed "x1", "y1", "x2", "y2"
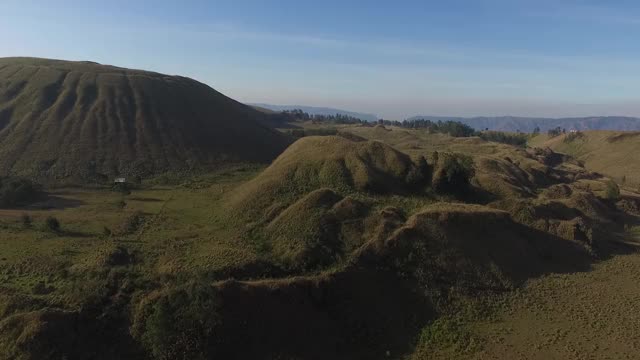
[
  {"x1": 407, "y1": 115, "x2": 640, "y2": 132},
  {"x1": 530, "y1": 131, "x2": 640, "y2": 186},
  {"x1": 0, "y1": 57, "x2": 291, "y2": 182}
]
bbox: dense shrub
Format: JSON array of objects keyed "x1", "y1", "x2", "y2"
[
  {"x1": 405, "y1": 156, "x2": 431, "y2": 189},
  {"x1": 141, "y1": 282, "x2": 221, "y2": 360},
  {"x1": 45, "y1": 216, "x2": 61, "y2": 232},
  {"x1": 285, "y1": 128, "x2": 339, "y2": 138},
  {"x1": 605, "y1": 180, "x2": 621, "y2": 201},
  {"x1": 433, "y1": 154, "x2": 475, "y2": 195},
  {"x1": 403, "y1": 119, "x2": 476, "y2": 137},
  {"x1": 112, "y1": 182, "x2": 131, "y2": 195},
  {"x1": 547, "y1": 127, "x2": 565, "y2": 137},
  {"x1": 0, "y1": 177, "x2": 42, "y2": 207},
  {"x1": 21, "y1": 213, "x2": 32, "y2": 228},
  {"x1": 478, "y1": 131, "x2": 528, "y2": 147}
]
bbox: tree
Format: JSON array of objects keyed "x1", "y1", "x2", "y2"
[
  {"x1": 433, "y1": 154, "x2": 475, "y2": 196},
  {"x1": 605, "y1": 180, "x2": 620, "y2": 201},
  {"x1": 21, "y1": 213, "x2": 32, "y2": 228},
  {"x1": 45, "y1": 216, "x2": 61, "y2": 232}
]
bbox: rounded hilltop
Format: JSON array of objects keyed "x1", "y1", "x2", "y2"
[{"x1": 0, "y1": 57, "x2": 291, "y2": 182}]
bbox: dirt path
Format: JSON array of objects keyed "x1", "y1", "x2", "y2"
[{"x1": 471, "y1": 250, "x2": 640, "y2": 360}]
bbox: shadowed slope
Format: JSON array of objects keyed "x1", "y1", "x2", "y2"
[{"x1": 0, "y1": 57, "x2": 291, "y2": 181}]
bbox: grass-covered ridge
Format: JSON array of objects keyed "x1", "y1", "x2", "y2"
[
  {"x1": 0, "y1": 57, "x2": 291, "y2": 183},
  {"x1": 1, "y1": 60, "x2": 640, "y2": 359}
]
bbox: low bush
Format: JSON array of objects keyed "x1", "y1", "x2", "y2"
[
  {"x1": 141, "y1": 282, "x2": 221, "y2": 360},
  {"x1": 45, "y1": 216, "x2": 60, "y2": 232},
  {"x1": 432, "y1": 154, "x2": 475, "y2": 196},
  {"x1": 285, "y1": 128, "x2": 338, "y2": 138},
  {"x1": 605, "y1": 180, "x2": 621, "y2": 201},
  {"x1": 478, "y1": 131, "x2": 528, "y2": 147},
  {"x1": 21, "y1": 213, "x2": 32, "y2": 228},
  {"x1": 0, "y1": 177, "x2": 42, "y2": 207}
]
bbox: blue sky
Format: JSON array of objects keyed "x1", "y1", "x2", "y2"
[{"x1": 3, "y1": 0, "x2": 640, "y2": 119}]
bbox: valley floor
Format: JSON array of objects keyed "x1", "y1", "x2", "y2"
[{"x1": 467, "y1": 246, "x2": 640, "y2": 360}]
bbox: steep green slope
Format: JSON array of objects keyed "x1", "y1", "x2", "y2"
[{"x1": 0, "y1": 57, "x2": 291, "y2": 182}]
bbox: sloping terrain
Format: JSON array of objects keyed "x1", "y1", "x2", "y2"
[
  {"x1": 1, "y1": 125, "x2": 639, "y2": 359},
  {"x1": 0, "y1": 57, "x2": 291, "y2": 182},
  {"x1": 530, "y1": 131, "x2": 640, "y2": 186}
]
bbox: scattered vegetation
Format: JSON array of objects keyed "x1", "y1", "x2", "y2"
[
  {"x1": 118, "y1": 211, "x2": 145, "y2": 235},
  {"x1": 605, "y1": 180, "x2": 621, "y2": 200},
  {"x1": 547, "y1": 126, "x2": 567, "y2": 137},
  {"x1": 284, "y1": 128, "x2": 338, "y2": 138},
  {"x1": 21, "y1": 213, "x2": 32, "y2": 228}
]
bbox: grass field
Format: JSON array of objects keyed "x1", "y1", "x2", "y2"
[
  {"x1": 2, "y1": 124, "x2": 640, "y2": 359},
  {"x1": 0, "y1": 165, "x2": 264, "y2": 311},
  {"x1": 529, "y1": 131, "x2": 640, "y2": 187}
]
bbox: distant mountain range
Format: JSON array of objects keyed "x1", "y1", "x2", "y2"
[
  {"x1": 406, "y1": 116, "x2": 640, "y2": 133},
  {"x1": 249, "y1": 103, "x2": 379, "y2": 122}
]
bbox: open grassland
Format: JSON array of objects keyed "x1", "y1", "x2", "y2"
[
  {"x1": 2, "y1": 124, "x2": 640, "y2": 359},
  {"x1": 0, "y1": 165, "x2": 264, "y2": 307}
]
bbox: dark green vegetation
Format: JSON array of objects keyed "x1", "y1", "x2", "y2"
[
  {"x1": 0, "y1": 177, "x2": 42, "y2": 207},
  {"x1": 0, "y1": 57, "x2": 290, "y2": 182},
  {"x1": 276, "y1": 110, "x2": 528, "y2": 146},
  {"x1": 2, "y1": 59, "x2": 640, "y2": 360}
]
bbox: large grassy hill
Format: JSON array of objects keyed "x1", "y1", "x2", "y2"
[
  {"x1": 530, "y1": 131, "x2": 640, "y2": 186},
  {"x1": 0, "y1": 57, "x2": 291, "y2": 182}
]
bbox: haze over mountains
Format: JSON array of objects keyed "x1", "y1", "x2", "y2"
[
  {"x1": 407, "y1": 115, "x2": 640, "y2": 133},
  {"x1": 249, "y1": 103, "x2": 379, "y2": 122},
  {"x1": 251, "y1": 102, "x2": 640, "y2": 132},
  {"x1": 0, "y1": 57, "x2": 290, "y2": 182}
]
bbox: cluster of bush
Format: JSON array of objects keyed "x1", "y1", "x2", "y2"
[
  {"x1": 136, "y1": 281, "x2": 221, "y2": 359},
  {"x1": 477, "y1": 131, "x2": 528, "y2": 147},
  {"x1": 547, "y1": 126, "x2": 567, "y2": 137},
  {"x1": 432, "y1": 152, "x2": 476, "y2": 196},
  {"x1": 20, "y1": 213, "x2": 61, "y2": 232},
  {"x1": 0, "y1": 177, "x2": 42, "y2": 207},
  {"x1": 284, "y1": 128, "x2": 339, "y2": 138},
  {"x1": 400, "y1": 119, "x2": 477, "y2": 137}
]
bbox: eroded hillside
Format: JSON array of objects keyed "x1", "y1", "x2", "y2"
[{"x1": 0, "y1": 57, "x2": 291, "y2": 182}]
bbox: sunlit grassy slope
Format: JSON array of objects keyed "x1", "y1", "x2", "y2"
[
  {"x1": 529, "y1": 131, "x2": 640, "y2": 187},
  {"x1": 0, "y1": 57, "x2": 290, "y2": 182}
]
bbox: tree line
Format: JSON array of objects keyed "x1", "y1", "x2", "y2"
[{"x1": 279, "y1": 110, "x2": 530, "y2": 146}]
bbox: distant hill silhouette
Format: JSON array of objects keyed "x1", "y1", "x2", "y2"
[
  {"x1": 250, "y1": 103, "x2": 379, "y2": 122},
  {"x1": 0, "y1": 57, "x2": 291, "y2": 182},
  {"x1": 406, "y1": 115, "x2": 640, "y2": 132}
]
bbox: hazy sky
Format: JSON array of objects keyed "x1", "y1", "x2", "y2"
[{"x1": 3, "y1": 0, "x2": 640, "y2": 119}]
